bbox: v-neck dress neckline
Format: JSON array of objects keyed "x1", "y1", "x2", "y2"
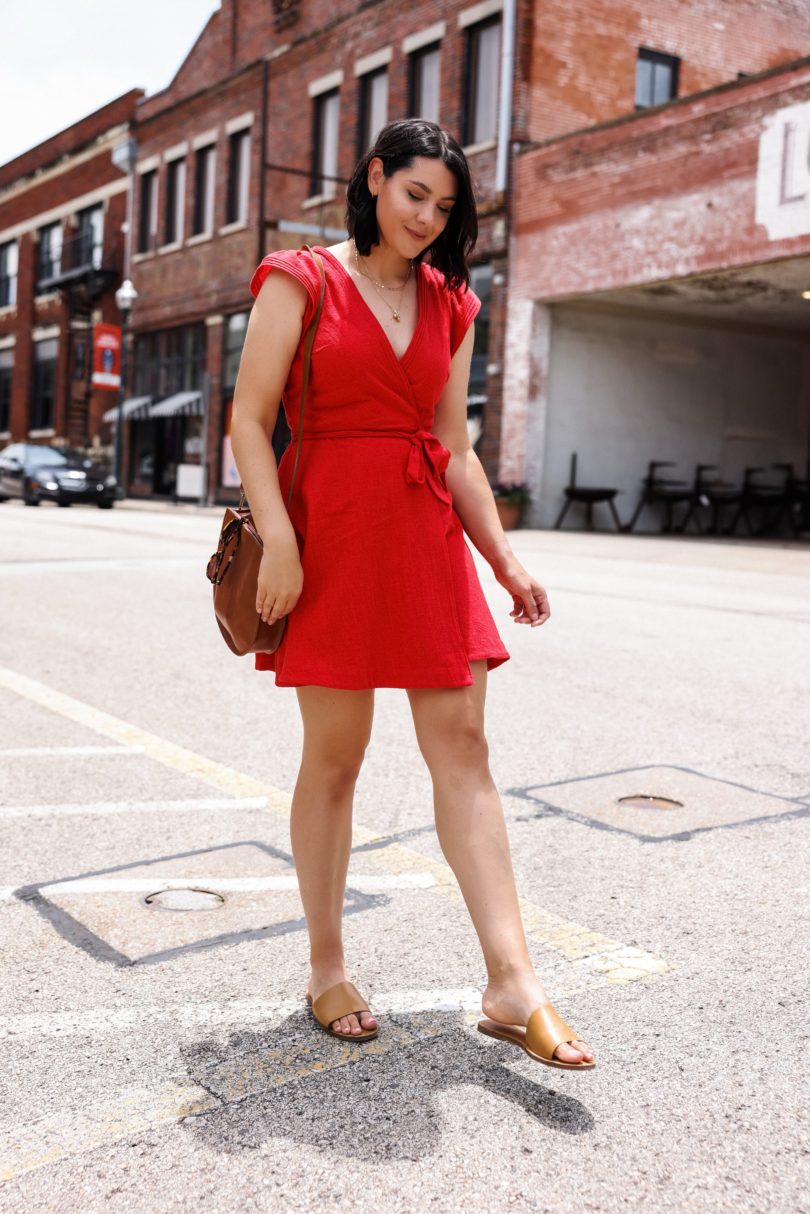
[{"x1": 317, "y1": 245, "x2": 423, "y2": 367}]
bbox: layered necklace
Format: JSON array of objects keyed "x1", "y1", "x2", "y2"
[{"x1": 353, "y1": 242, "x2": 414, "y2": 323}]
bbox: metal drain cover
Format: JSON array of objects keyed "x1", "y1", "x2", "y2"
[
  {"x1": 144, "y1": 887, "x2": 225, "y2": 911},
  {"x1": 617, "y1": 794, "x2": 684, "y2": 810}
]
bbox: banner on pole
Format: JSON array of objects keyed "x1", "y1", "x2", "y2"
[{"x1": 92, "y1": 323, "x2": 122, "y2": 390}]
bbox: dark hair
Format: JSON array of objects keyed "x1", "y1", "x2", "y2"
[{"x1": 345, "y1": 119, "x2": 478, "y2": 289}]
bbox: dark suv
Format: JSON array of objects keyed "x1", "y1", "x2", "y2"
[{"x1": 0, "y1": 443, "x2": 118, "y2": 508}]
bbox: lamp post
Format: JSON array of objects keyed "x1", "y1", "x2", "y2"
[{"x1": 113, "y1": 278, "x2": 138, "y2": 499}]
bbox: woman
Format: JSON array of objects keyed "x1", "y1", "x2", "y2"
[{"x1": 230, "y1": 119, "x2": 595, "y2": 1071}]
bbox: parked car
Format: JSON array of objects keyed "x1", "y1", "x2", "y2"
[{"x1": 0, "y1": 443, "x2": 118, "y2": 508}]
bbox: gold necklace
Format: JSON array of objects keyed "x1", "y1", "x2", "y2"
[{"x1": 353, "y1": 244, "x2": 413, "y2": 323}]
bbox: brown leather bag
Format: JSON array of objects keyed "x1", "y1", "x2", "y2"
[{"x1": 206, "y1": 246, "x2": 326, "y2": 656}]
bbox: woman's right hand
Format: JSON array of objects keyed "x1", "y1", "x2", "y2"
[{"x1": 256, "y1": 541, "x2": 304, "y2": 625}]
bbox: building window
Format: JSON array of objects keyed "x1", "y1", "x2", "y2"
[
  {"x1": 311, "y1": 89, "x2": 340, "y2": 197},
  {"x1": 409, "y1": 43, "x2": 441, "y2": 123},
  {"x1": 0, "y1": 241, "x2": 18, "y2": 308},
  {"x1": 165, "y1": 157, "x2": 186, "y2": 244},
  {"x1": 37, "y1": 222, "x2": 63, "y2": 286},
  {"x1": 0, "y1": 350, "x2": 12, "y2": 431},
  {"x1": 464, "y1": 17, "x2": 501, "y2": 145},
  {"x1": 76, "y1": 204, "x2": 104, "y2": 270},
  {"x1": 226, "y1": 130, "x2": 250, "y2": 225},
  {"x1": 134, "y1": 324, "x2": 206, "y2": 398},
  {"x1": 635, "y1": 48, "x2": 679, "y2": 109},
  {"x1": 193, "y1": 145, "x2": 216, "y2": 235},
  {"x1": 358, "y1": 68, "x2": 389, "y2": 154},
  {"x1": 31, "y1": 338, "x2": 58, "y2": 430},
  {"x1": 138, "y1": 169, "x2": 158, "y2": 253},
  {"x1": 224, "y1": 313, "x2": 249, "y2": 388}
]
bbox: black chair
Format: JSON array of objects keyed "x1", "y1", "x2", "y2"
[
  {"x1": 625, "y1": 460, "x2": 692, "y2": 533},
  {"x1": 677, "y1": 464, "x2": 742, "y2": 535},
  {"x1": 725, "y1": 466, "x2": 787, "y2": 537},
  {"x1": 554, "y1": 452, "x2": 623, "y2": 531},
  {"x1": 757, "y1": 463, "x2": 809, "y2": 538}
]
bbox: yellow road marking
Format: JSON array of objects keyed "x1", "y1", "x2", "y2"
[{"x1": 0, "y1": 663, "x2": 670, "y2": 987}]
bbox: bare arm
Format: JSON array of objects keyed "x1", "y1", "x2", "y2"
[
  {"x1": 230, "y1": 270, "x2": 309, "y2": 625},
  {"x1": 432, "y1": 325, "x2": 550, "y2": 627}
]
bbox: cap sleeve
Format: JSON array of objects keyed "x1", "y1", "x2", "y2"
[
  {"x1": 449, "y1": 281, "x2": 482, "y2": 356},
  {"x1": 249, "y1": 248, "x2": 322, "y2": 330}
]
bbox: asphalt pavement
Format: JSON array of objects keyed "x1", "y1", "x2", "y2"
[{"x1": 0, "y1": 498, "x2": 808, "y2": 1213}]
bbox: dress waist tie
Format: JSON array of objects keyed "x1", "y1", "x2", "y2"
[{"x1": 288, "y1": 428, "x2": 453, "y2": 506}]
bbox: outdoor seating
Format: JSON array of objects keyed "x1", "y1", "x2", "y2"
[
  {"x1": 677, "y1": 464, "x2": 741, "y2": 534},
  {"x1": 624, "y1": 460, "x2": 692, "y2": 533},
  {"x1": 725, "y1": 465, "x2": 788, "y2": 537},
  {"x1": 554, "y1": 452, "x2": 623, "y2": 531}
]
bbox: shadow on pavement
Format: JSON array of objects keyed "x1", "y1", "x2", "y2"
[{"x1": 179, "y1": 1010, "x2": 595, "y2": 1159}]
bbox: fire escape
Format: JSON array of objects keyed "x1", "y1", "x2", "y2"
[{"x1": 37, "y1": 210, "x2": 118, "y2": 447}]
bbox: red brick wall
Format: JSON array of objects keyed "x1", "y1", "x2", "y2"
[
  {"x1": 525, "y1": 0, "x2": 810, "y2": 143},
  {"x1": 512, "y1": 60, "x2": 810, "y2": 301}
]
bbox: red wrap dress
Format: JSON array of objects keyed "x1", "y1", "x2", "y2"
[{"x1": 248, "y1": 244, "x2": 510, "y2": 689}]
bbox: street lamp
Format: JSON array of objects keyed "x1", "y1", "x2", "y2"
[{"x1": 113, "y1": 278, "x2": 138, "y2": 498}]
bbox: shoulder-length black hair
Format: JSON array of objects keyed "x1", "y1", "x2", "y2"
[{"x1": 345, "y1": 119, "x2": 478, "y2": 290}]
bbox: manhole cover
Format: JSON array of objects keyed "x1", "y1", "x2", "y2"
[
  {"x1": 617, "y1": 795, "x2": 684, "y2": 810},
  {"x1": 144, "y1": 887, "x2": 225, "y2": 911}
]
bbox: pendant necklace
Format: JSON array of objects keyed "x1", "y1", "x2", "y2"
[{"x1": 353, "y1": 243, "x2": 413, "y2": 323}]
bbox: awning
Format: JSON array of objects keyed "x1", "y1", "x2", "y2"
[
  {"x1": 149, "y1": 390, "x2": 203, "y2": 418},
  {"x1": 101, "y1": 395, "x2": 153, "y2": 423}
]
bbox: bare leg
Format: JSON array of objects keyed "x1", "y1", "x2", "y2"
[
  {"x1": 293, "y1": 684, "x2": 377, "y2": 1036},
  {"x1": 407, "y1": 661, "x2": 594, "y2": 1064}
]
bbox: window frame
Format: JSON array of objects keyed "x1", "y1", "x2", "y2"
[
  {"x1": 226, "y1": 129, "x2": 251, "y2": 226},
  {"x1": 137, "y1": 169, "x2": 158, "y2": 254},
  {"x1": 31, "y1": 338, "x2": 58, "y2": 431},
  {"x1": 164, "y1": 156, "x2": 186, "y2": 245},
  {"x1": 0, "y1": 348, "x2": 12, "y2": 432},
  {"x1": 37, "y1": 221, "x2": 63, "y2": 286},
  {"x1": 463, "y1": 15, "x2": 502, "y2": 146},
  {"x1": 409, "y1": 42, "x2": 441, "y2": 123},
  {"x1": 310, "y1": 88, "x2": 341, "y2": 198},
  {"x1": 0, "y1": 240, "x2": 18, "y2": 308},
  {"x1": 357, "y1": 66, "x2": 389, "y2": 157},
  {"x1": 635, "y1": 47, "x2": 680, "y2": 110},
  {"x1": 192, "y1": 144, "x2": 216, "y2": 236}
]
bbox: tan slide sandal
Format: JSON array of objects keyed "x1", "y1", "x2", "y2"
[
  {"x1": 306, "y1": 980, "x2": 379, "y2": 1041},
  {"x1": 478, "y1": 1002, "x2": 596, "y2": 1070}
]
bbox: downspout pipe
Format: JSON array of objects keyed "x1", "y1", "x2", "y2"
[
  {"x1": 495, "y1": 0, "x2": 517, "y2": 198},
  {"x1": 258, "y1": 56, "x2": 269, "y2": 264}
]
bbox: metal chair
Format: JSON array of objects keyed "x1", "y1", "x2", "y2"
[
  {"x1": 725, "y1": 466, "x2": 787, "y2": 537},
  {"x1": 677, "y1": 464, "x2": 741, "y2": 535},
  {"x1": 554, "y1": 452, "x2": 623, "y2": 531},
  {"x1": 625, "y1": 460, "x2": 692, "y2": 533}
]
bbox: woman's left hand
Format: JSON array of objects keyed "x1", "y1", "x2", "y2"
[{"x1": 493, "y1": 558, "x2": 551, "y2": 627}]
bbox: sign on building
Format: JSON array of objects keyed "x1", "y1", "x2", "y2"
[{"x1": 756, "y1": 100, "x2": 810, "y2": 240}]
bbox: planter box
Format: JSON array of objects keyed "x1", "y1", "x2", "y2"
[{"x1": 495, "y1": 499, "x2": 523, "y2": 530}]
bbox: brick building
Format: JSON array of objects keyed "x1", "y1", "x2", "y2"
[
  {"x1": 3, "y1": 0, "x2": 810, "y2": 526},
  {"x1": 0, "y1": 92, "x2": 142, "y2": 453},
  {"x1": 120, "y1": 0, "x2": 515, "y2": 501},
  {"x1": 504, "y1": 2, "x2": 810, "y2": 528}
]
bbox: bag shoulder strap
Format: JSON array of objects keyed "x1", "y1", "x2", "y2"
[
  {"x1": 238, "y1": 244, "x2": 326, "y2": 513},
  {"x1": 284, "y1": 245, "x2": 326, "y2": 509}
]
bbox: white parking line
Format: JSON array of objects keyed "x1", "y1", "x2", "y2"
[
  {"x1": 39, "y1": 872, "x2": 436, "y2": 895},
  {"x1": 0, "y1": 796, "x2": 268, "y2": 820},
  {"x1": 0, "y1": 745, "x2": 145, "y2": 757},
  {"x1": 0, "y1": 871, "x2": 437, "y2": 902},
  {"x1": 0, "y1": 988, "x2": 482, "y2": 1041}
]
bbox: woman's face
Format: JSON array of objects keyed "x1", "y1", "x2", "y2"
[{"x1": 367, "y1": 155, "x2": 458, "y2": 259}]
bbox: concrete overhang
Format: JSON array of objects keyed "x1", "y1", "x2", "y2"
[{"x1": 512, "y1": 55, "x2": 810, "y2": 324}]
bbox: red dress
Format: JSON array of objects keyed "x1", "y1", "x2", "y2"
[{"x1": 248, "y1": 245, "x2": 510, "y2": 689}]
